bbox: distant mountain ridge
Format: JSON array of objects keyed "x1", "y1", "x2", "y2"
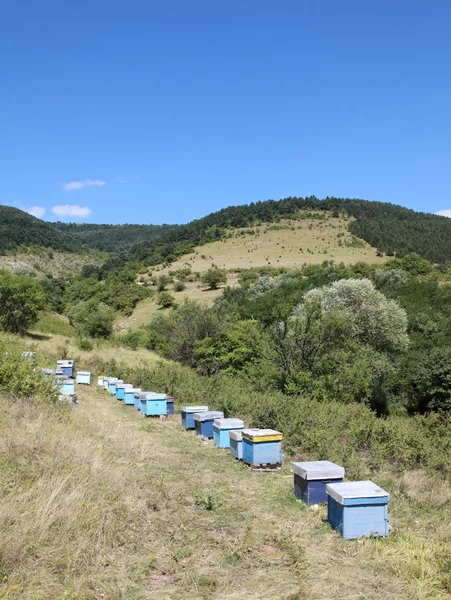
[
  {"x1": 0, "y1": 206, "x2": 78, "y2": 253},
  {"x1": 1, "y1": 197, "x2": 451, "y2": 263}
]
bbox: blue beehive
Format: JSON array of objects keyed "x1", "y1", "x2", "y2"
[
  {"x1": 62, "y1": 378, "x2": 75, "y2": 394},
  {"x1": 133, "y1": 391, "x2": 142, "y2": 410},
  {"x1": 109, "y1": 379, "x2": 123, "y2": 396},
  {"x1": 228, "y1": 430, "x2": 243, "y2": 459},
  {"x1": 139, "y1": 392, "x2": 167, "y2": 416},
  {"x1": 116, "y1": 383, "x2": 133, "y2": 401},
  {"x1": 242, "y1": 429, "x2": 283, "y2": 467},
  {"x1": 76, "y1": 371, "x2": 91, "y2": 385},
  {"x1": 213, "y1": 418, "x2": 244, "y2": 448},
  {"x1": 125, "y1": 388, "x2": 141, "y2": 406},
  {"x1": 103, "y1": 377, "x2": 115, "y2": 391},
  {"x1": 292, "y1": 461, "x2": 345, "y2": 505},
  {"x1": 166, "y1": 395, "x2": 175, "y2": 415},
  {"x1": 194, "y1": 411, "x2": 224, "y2": 439},
  {"x1": 57, "y1": 360, "x2": 74, "y2": 377},
  {"x1": 180, "y1": 406, "x2": 208, "y2": 429},
  {"x1": 326, "y1": 480, "x2": 390, "y2": 540}
]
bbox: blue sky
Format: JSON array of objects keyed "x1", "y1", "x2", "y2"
[{"x1": 1, "y1": 0, "x2": 451, "y2": 224}]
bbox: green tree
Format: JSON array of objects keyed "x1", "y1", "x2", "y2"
[
  {"x1": 69, "y1": 300, "x2": 115, "y2": 338},
  {"x1": 0, "y1": 270, "x2": 45, "y2": 333},
  {"x1": 201, "y1": 265, "x2": 227, "y2": 290},
  {"x1": 156, "y1": 291, "x2": 175, "y2": 308}
]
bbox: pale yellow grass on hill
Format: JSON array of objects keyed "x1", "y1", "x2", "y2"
[{"x1": 149, "y1": 215, "x2": 386, "y2": 278}]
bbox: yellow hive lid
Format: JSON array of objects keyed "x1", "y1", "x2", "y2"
[{"x1": 242, "y1": 428, "x2": 283, "y2": 442}]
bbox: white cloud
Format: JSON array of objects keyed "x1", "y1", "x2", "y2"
[
  {"x1": 25, "y1": 206, "x2": 46, "y2": 218},
  {"x1": 435, "y1": 210, "x2": 451, "y2": 218},
  {"x1": 114, "y1": 177, "x2": 127, "y2": 184},
  {"x1": 52, "y1": 204, "x2": 92, "y2": 217},
  {"x1": 62, "y1": 179, "x2": 105, "y2": 191}
]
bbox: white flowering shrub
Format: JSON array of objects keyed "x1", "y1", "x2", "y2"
[{"x1": 295, "y1": 278, "x2": 409, "y2": 353}]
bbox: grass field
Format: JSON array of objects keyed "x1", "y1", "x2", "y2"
[
  {"x1": 0, "y1": 334, "x2": 449, "y2": 599},
  {"x1": 1, "y1": 381, "x2": 449, "y2": 599},
  {"x1": 148, "y1": 215, "x2": 386, "y2": 279}
]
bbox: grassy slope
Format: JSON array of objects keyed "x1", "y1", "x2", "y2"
[
  {"x1": 122, "y1": 214, "x2": 386, "y2": 329},
  {"x1": 0, "y1": 250, "x2": 105, "y2": 278},
  {"x1": 148, "y1": 215, "x2": 386, "y2": 276},
  {"x1": 0, "y1": 338, "x2": 447, "y2": 599},
  {"x1": 2, "y1": 382, "x2": 449, "y2": 600}
]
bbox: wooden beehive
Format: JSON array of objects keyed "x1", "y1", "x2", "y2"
[
  {"x1": 115, "y1": 383, "x2": 133, "y2": 401},
  {"x1": 326, "y1": 480, "x2": 390, "y2": 539},
  {"x1": 194, "y1": 411, "x2": 224, "y2": 439},
  {"x1": 139, "y1": 392, "x2": 167, "y2": 416},
  {"x1": 124, "y1": 388, "x2": 141, "y2": 406},
  {"x1": 76, "y1": 371, "x2": 91, "y2": 385},
  {"x1": 228, "y1": 430, "x2": 243, "y2": 459},
  {"x1": 213, "y1": 418, "x2": 244, "y2": 448},
  {"x1": 180, "y1": 406, "x2": 208, "y2": 429},
  {"x1": 291, "y1": 461, "x2": 345, "y2": 504},
  {"x1": 242, "y1": 429, "x2": 283, "y2": 467}
]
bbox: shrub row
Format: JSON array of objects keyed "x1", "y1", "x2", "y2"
[{"x1": 91, "y1": 358, "x2": 451, "y2": 478}]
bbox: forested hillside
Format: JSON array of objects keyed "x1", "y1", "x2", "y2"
[
  {"x1": 129, "y1": 197, "x2": 451, "y2": 266},
  {"x1": 0, "y1": 207, "x2": 78, "y2": 252},
  {"x1": 53, "y1": 222, "x2": 175, "y2": 252}
]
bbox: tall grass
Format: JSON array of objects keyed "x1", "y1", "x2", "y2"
[{"x1": 33, "y1": 312, "x2": 76, "y2": 338}]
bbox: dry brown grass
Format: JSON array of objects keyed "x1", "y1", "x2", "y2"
[
  {"x1": 148, "y1": 215, "x2": 386, "y2": 278},
  {"x1": 0, "y1": 383, "x2": 448, "y2": 599},
  {"x1": 0, "y1": 250, "x2": 103, "y2": 278}
]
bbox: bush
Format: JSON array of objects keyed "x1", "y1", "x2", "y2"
[
  {"x1": 0, "y1": 336, "x2": 58, "y2": 404},
  {"x1": 0, "y1": 270, "x2": 46, "y2": 333},
  {"x1": 173, "y1": 281, "x2": 186, "y2": 292},
  {"x1": 201, "y1": 266, "x2": 227, "y2": 290},
  {"x1": 78, "y1": 338, "x2": 94, "y2": 351},
  {"x1": 156, "y1": 291, "x2": 175, "y2": 308}
]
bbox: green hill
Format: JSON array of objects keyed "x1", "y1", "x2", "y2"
[
  {"x1": 0, "y1": 206, "x2": 79, "y2": 253},
  {"x1": 52, "y1": 222, "x2": 175, "y2": 253},
  {"x1": 129, "y1": 197, "x2": 451, "y2": 267}
]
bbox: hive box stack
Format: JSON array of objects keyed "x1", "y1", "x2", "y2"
[
  {"x1": 116, "y1": 383, "x2": 133, "y2": 401},
  {"x1": 326, "y1": 480, "x2": 390, "y2": 540},
  {"x1": 124, "y1": 388, "x2": 141, "y2": 406},
  {"x1": 166, "y1": 395, "x2": 175, "y2": 415},
  {"x1": 109, "y1": 379, "x2": 123, "y2": 396},
  {"x1": 228, "y1": 430, "x2": 244, "y2": 459},
  {"x1": 139, "y1": 392, "x2": 167, "y2": 417},
  {"x1": 57, "y1": 360, "x2": 75, "y2": 377},
  {"x1": 181, "y1": 406, "x2": 208, "y2": 430},
  {"x1": 242, "y1": 429, "x2": 283, "y2": 469},
  {"x1": 76, "y1": 371, "x2": 91, "y2": 385},
  {"x1": 213, "y1": 418, "x2": 244, "y2": 448},
  {"x1": 97, "y1": 376, "x2": 104, "y2": 386},
  {"x1": 194, "y1": 411, "x2": 224, "y2": 439},
  {"x1": 291, "y1": 461, "x2": 345, "y2": 505}
]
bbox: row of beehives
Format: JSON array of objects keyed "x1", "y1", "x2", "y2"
[
  {"x1": 40, "y1": 361, "x2": 91, "y2": 403},
  {"x1": 100, "y1": 375, "x2": 390, "y2": 540}
]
